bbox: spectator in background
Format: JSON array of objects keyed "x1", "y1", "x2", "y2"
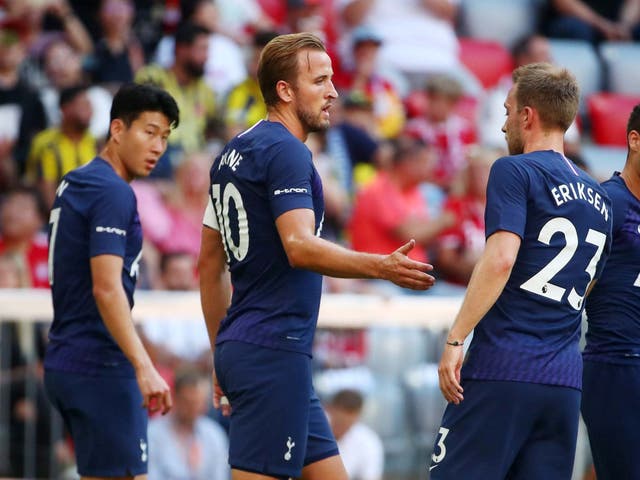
[
  {"x1": 0, "y1": 0, "x2": 93, "y2": 58},
  {"x1": 0, "y1": 27, "x2": 47, "y2": 185},
  {"x1": 326, "y1": 91, "x2": 387, "y2": 194},
  {"x1": 215, "y1": 0, "x2": 276, "y2": 45},
  {"x1": 148, "y1": 368, "x2": 230, "y2": 480},
  {"x1": 26, "y1": 85, "x2": 96, "y2": 208},
  {"x1": 154, "y1": 0, "x2": 247, "y2": 101},
  {"x1": 435, "y1": 146, "x2": 500, "y2": 286},
  {"x1": 543, "y1": 0, "x2": 640, "y2": 44},
  {"x1": 224, "y1": 30, "x2": 279, "y2": 140},
  {"x1": 0, "y1": 187, "x2": 48, "y2": 288},
  {"x1": 336, "y1": 26, "x2": 406, "y2": 140},
  {"x1": 137, "y1": 21, "x2": 218, "y2": 178},
  {"x1": 325, "y1": 389, "x2": 384, "y2": 480},
  {"x1": 407, "y1": 74, "x2": 477, "y2": 190},
  {"x1": 480, "y1": 34, "x2": 581, "y2": 157},
  {"x1": 89, "y1": 0, "x2": 145, "y2": 88},
  {"x1": 39, "y1": 37, "x2": 112, "y2": 140},
  {"x1": 338, "y1": 0, "x2": 460, "y2": 87},
  {"x1": 348, "y1": 135, "x2": 455, "y2": 286},
  {"x1": 134, "y1": 150, "x2": 211, "y2": 261}
]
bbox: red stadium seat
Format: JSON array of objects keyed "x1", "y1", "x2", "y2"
[
  {"x1": 257, "y1": 0, "x2": 287, "y2": 27},
  {"x1": 458, "y1": 38, "x2": 513, "y2": 90},
  {"x1": 588, "y1": 93, "x2": 640, "y2": 146}
]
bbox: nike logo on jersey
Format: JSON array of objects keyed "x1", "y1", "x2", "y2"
[
  {"x1": 56, "y1": 180, "x2": 69, "y2": 197},
  {"x1": 429, "y1": 465, "x2": 439, "y2": 471}
]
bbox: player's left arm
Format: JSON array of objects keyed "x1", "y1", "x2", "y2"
[
  {"x1": 91, "y1": 254, "x2": 172, "y2": 414},
  {"x1": 198, "y1": 224, "x2": 231, "y2": 414},
  {"x1": 438, "y1": 230, "x2": 521, "y2": 404}
]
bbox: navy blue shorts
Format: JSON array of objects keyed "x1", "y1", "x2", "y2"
[
  {"x1": 582, "y1": 360, "x2": 640, "y2": 480},
  {"x1": 44, "y1": 369, "x2": 148, "y2": 477},
  {"x1": 215, "y1": 341, "x2": 339, "y2": 479},
  {"x1": 429, "y1": 380, "x2": 580, "y2": 480}
]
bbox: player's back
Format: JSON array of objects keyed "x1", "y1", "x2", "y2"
[
  {"x1": 209, "y1": 120, "x2": 325, "y2": 356},
  {"x1": 45, "y1": 158, "x2": 141, "y2": 377},
  {"x1": 463, "y1": 150, "x2": 612, "y2": 389},
  {"x1": 584, "y1": 173, "x2": 640, "y2": 362}
]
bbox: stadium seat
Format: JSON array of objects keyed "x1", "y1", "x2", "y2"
[
  {"x1": 366, "y1": 326, "x2": 429, "y2": 378},
  {"x1": 548, "y1": 40, "x2": 601, "y2": 114},
  {"x1": 361, "y1": 377, "x2": 415, "y2": 476},
  {"x1": 458, "y1": 38, "x2": 513, "y2": 90},
  {"x1": 460, "y1": 0, "x2": 539, "y2": 48},
  {"x1": 580, "y1": 143, "x2": 627, "y2": 180},
  {"x1": 588, "y1": 93, "x2": 640, "y2": 146},
  {"x1": 599, "y1": 42, "x2": 640, "y2": 95}
]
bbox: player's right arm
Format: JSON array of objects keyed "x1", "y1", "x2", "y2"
[
  {"x1": 276, "y1": 208, "x2": 435, "y2": 290},
  {"x1": 91, "y1": 254, "x2": 172, "y2": 414}
]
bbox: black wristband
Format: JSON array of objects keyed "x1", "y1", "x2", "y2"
[{"x1": 446, "y1": 340, "x2": 464, "y2": 346}]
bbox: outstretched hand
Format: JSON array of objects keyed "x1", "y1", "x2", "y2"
[{"x1": 383, "y1": 239, "x2": 436, "y2": 290}]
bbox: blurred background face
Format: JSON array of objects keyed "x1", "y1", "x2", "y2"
[
  {"x1": 175, "y1": 153, "x2": 211, "y2": 198},
  {"x1": 327, "y1": 405, "x2": 359, "y2": 439},
  {"x1": 174, "y1": 380, "x2": 209, "y2": 425},
  {"x1": 177, "y1": 35, "x2": 209, "y2": 78},
  {"x1": 161, "y1": 254, "x2": 197, "y2": 290},
  {"x1": 63, "y1": 91, "x2": 93, "y2": 131},
  {"x1": 0, "y1": 33, "x2": 25, "y2": 73},
  {"x1": 353, "y1": 42, "x2": 379, "y2": 77},
  {"x1": 192, "y1": 1, "x2": 218, "y2": 32},
  {"x1": 44, "y1": 41, "x2": 82, "y2": 88},
  {"x1": 516, "y1": 36, "x2": 551, "y2": 67},
  {"x1": 426, "y1": 93, "x2": 458, "y2": 123},
  {"x1": 100, "y1": 0, "x2": 134, "y2": 34},
  {"x1": 0, "y1": 192, "x2": 42, "y2": 241}
]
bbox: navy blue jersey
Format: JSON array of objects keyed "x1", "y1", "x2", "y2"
[
  {"x1": 203, "y1": 120, "x2": 325, "y2": 355},
  {"x1": 462, "y1": 151, "x2": 612, "y2": 389},
  {"x1": 44, "y1": 158, "x2": 142, "y2": 377},
  {"x1": 584, "y1": 173, "x2": 640, "y2": 363}
]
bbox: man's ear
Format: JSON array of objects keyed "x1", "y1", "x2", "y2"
[
  {"x1": 276, "y1": 80, "x2": 293, "y2": 104},
  {"x1": 628, "y1": 129, "x2": 640, "y2": 153},
  {"x1": 521, "y1": 106, "x2": 534, "y2": 129},
  {"x1": 109, "y1": 118, "x2": 125, "y2": 143}
]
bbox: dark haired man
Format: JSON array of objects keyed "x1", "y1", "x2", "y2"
[
  {"x1": 43, "y1": 82, "x2": 179, "y2": 480},
  {"x1": 582, "y1": 104, "x2": 640, "y2": 480}
]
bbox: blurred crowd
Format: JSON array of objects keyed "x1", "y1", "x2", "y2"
[{"x1": 0, "y1": 0, "x2": 638, "y2": 478}]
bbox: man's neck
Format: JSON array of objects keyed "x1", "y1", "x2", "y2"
[
  {"x1": 171, "y1": 64, "x2": 192, "y2": 87},
  {"x1": 523, "y1": 130, "x2": 565, "y2": 155},
  {"x1": 620, "y1": 158, "x2": 640, "y2": 200},
  {"x1": 267, "y1": 109, "x2": 307, "y2": 142},
  {"x1": 60, "y1": 123, "x2": 86, "y2": 143}
]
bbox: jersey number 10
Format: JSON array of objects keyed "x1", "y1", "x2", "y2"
[{"x1": 211, "y1": 183, "x2": 249, "y2": 262}]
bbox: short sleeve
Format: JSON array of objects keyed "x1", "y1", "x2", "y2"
[
  {"x1": 484, "y1": 156, "x2": 529, "y2": 239},
  {"x1": 88, "y1": 183, "x2": 136, "y2": 258},
  {"x1": 266, "y1": 140, "x2": 315, "y2": 219},
  {"x1": 202, "y1": 195, "x2": 219, "y2": 230}
]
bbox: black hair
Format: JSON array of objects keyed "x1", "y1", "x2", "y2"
[
  {"x1": 108, "y1": 83, "x2": 180, "y2": 139},
  {"x1": 174, "y1": 21, "x2": 210, "y2": 46},
  {"x1": 627, "y1": 104, "x2": 640, "y2": 136},
  {"x1": 59, "y1": 84, "x2": 88, "y2": 108}
]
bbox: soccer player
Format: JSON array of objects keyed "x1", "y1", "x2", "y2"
[
  {"x1": 581, "y1": 104, "x2": 640, "y2": 480},
  {"x1": 431, "y1": 63, "x2": 612, "y2": 479},
  {"x1": 43, "y1": 83, "x2": 179, "y2": 480},
  {"x1": 198, "y1": 32, "x2": 435, "y2": 480}
]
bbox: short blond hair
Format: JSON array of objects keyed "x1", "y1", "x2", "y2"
[
  {"x1": 257, "y1": 32, "x2": 327, "y2": 107},
  {"x1": 512, "y1": 62, "x2": 579, "y2": 132}
]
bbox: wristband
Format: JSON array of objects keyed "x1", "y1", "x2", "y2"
[{"x1": 446, "y1": 339, "x2": 464, "y2": 346}]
